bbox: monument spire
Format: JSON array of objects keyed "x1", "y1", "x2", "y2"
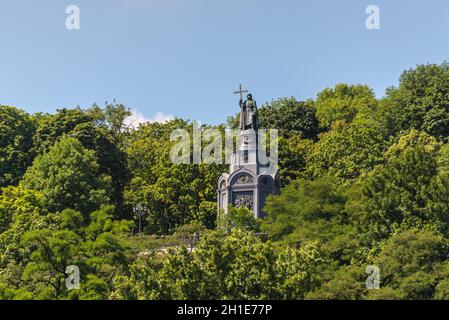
[{"x1": 217, "y1": 85, "x2": 278, "y2": 219}]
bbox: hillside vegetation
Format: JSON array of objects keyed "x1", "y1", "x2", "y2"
[{"x1": 2, "y1": 63, "x2": 449, "y2": 299}]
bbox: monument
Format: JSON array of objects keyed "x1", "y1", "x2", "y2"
[{"x1": 217, "y1": 84, "x2": 280, "y2": 219}]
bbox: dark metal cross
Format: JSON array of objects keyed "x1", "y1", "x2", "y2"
[{"x1": 233, "y1": 84, "x2": 249, "y2": 100}]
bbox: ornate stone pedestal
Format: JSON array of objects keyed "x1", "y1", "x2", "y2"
[{"x1": 217, "y1": 129, "x2": 279, "y2": 219}]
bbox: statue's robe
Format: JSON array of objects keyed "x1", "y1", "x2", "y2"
[{"x1": 246, "y1": 100, "x2": 257, "y2": 129}]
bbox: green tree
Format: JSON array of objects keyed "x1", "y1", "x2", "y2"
[
  {"x1": 351, "y1": 130, "x2": 444, "y2": 242},
  {"x1": 218, "y1": 206, "x2": 260, "y2": 232},
  {"x1": 88, "y1": 102, "x2": 132, "y2": 135},
  {"x1": 258, "y1": 98, "x2": 319, "y2": 138},
  {"x1": 30, "y1": 106, "x2": 131, "y2": 217},
  {"x1": 306, "y1": 266, "x2": 366, "y2": 300},
  {"x1": 261, "y1": 176, "x2": 359, "y2": 264},
  {"x1": 69, "y1": 122, "x2": 130, "y2": 218},
  {"x1": 368, "y1": 229, "x2": 446, "y2": 300},
  {"x1": 0, "y1": 186, "x2": 48, "y2": 268},
  {"x1": 306, "y1": 118, "x2": 387, "y2": 181},
  {"x1": 124, "y1": 121, "x2": 225, "y2": 234},
  {"x1": 21, "y1": 136, "x2": 111, "y2": 216},
  {"x1": 278, "y1": 134, "x2": 314, "y2": 185},
  {"x1": 20, "y1": 229, "x2": 83, "y2": 299},
  {"x1": 316, "y1": 83, "x2": 377, "y2": 129},
  {"x1": 112, "y1": 229, "x2": 325, "y2": 300},
  {"x1": 0, "y1": 106, "x2": 35, "y2": 187},
  {"x1": 11, "y1": 206, "x2": 132, "y2": 299},
  {"x1": 275, "y1": 243, "x2": 324, "y2": 299},
  {"x1": 33, "y1": 108, "x2": 94, "y2": 155},
  {"x1": 378, "y1": 63, "x2": 449, "y2": 139}
]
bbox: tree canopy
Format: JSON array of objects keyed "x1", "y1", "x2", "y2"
[{"x1": 3, "y1": 63, "x2": 449, "y2": 300}]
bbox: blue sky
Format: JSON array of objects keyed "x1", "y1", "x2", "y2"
[{"x1": 1, "y1": 0, "x2": 449, "y2": 124}]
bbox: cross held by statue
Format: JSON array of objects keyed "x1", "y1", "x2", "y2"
[{"x1": 233, "y1": 84, "x2": 249, "y2": 100}]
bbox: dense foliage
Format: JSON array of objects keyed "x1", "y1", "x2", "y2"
[{"x1": 2, "y1": 63, "x2": 449, "y2": 300}]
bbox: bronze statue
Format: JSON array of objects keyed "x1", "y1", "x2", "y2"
[
  {"x1": 233, "y1": 84, "x2": 259, "y2": 131},
  {"x1": 239, "y1": 93, "x2": 259, "y2": 131}
]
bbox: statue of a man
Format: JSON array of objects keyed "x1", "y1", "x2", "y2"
[{"x1": 239, "y1": 93, "x2": 259, "y2": 130}]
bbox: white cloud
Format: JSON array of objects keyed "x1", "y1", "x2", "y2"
[
  {"x1": 125, "y1": 109, "x2": 174, "y2": 129},
  {"x1": 149, "y1": 111, "x2": 175, "y2": 123}
]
